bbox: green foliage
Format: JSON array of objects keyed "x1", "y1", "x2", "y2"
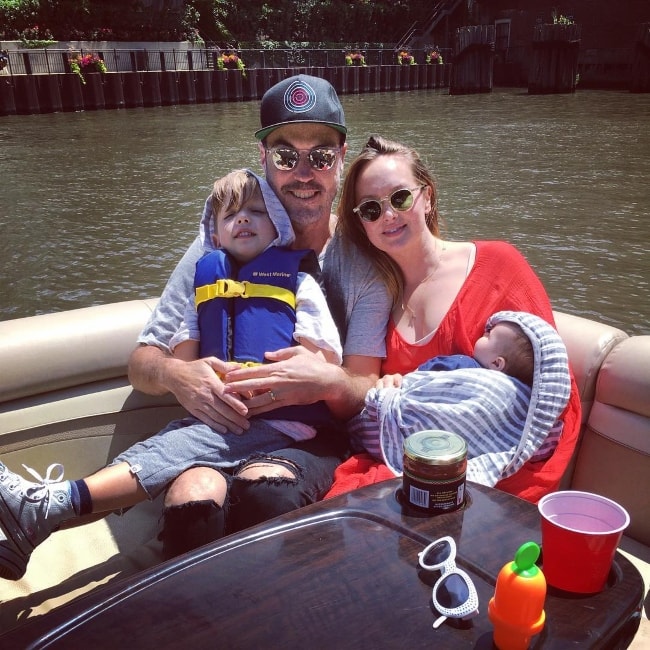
[
  {"x1": 227, "y1": 0, "x2": 414, "y2": 44},
  {"x1": 0, "y1": 0, "x2": 197, "y2": 41},
  {"x1": 425, "y1": 48, "x2": 443, "y2": 64},
  {"x1": 181, "y1": 4, "x2": 204, "y2": 44},
  {"x1": 0, "y1": 0, "x2": 431, "y2": 44},
  {"x1": 18, "y1": 22, "x2": 55, "y2": 47},
  {"x1": 345, "y1": 51, "x2": 366, "y2": 66},
  {"x1": 192, "y1": 0, "x2": 231, "y2": 42},
  {"x1": 67, "y1": 53, "x2": 83, "y2": 82},
  {"x1": 553, "y1": 13, "x2": 575, "y2": 25},
  {"x1": 0, "y1": 0, "x2": 38, "y2": 38},
  {"x1": 68, "y1": 51, "x2": 107, "y2": 84},
  {"x1": 216, "y1": 50, "x2": 245, "y2": 75}
]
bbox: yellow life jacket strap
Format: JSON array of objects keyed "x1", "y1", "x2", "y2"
[
  {"x1": 195, "y1": 279, "x2": 296, "y2": 310},
  {"x1": 215, "y1": 360, "x2": 263, "y2": 380}
]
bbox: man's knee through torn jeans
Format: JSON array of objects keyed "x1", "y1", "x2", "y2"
[
  {"x1": 161, "y1": 434, "x2": 345, "y2": 557},
  {"x1": 227, "y1": 453, "x2": 304, "y2": 534},
  {"x1": 159, "y1": 452, "x2": 301, "y2": 558}
]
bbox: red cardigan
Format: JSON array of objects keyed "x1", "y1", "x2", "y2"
[{"x1": 326, "y1": 241, "x2": 581, "y2": 503}]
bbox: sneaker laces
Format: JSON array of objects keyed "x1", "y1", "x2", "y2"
[{"x1": 20, "y1": 463, "x2": 65, "y2": 518}]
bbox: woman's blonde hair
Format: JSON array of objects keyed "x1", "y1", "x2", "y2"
[
  {"x1": 211, "y1": 169, "x2": 259, "y2": 224},
  {"x1": 336, "y1": 135, "x2": 442, "y2": 305}
]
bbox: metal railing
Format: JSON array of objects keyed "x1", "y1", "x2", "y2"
[{"x1": 1, "y1": 46, "x2": 454, "y2": 76}]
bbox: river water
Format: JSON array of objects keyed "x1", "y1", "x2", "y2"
[{"x1": 1, "y1": 88, "x2": 648, "y2": 334}]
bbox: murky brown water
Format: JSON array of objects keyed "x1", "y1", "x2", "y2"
[{"x1": 1, "y1": 88, "x2": 648, "y2": 334}]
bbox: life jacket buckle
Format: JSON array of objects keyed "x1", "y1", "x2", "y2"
[{"x1": 217, "y1": 279, "x2": 248, "y2": 297}]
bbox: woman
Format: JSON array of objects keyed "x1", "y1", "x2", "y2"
[{"x1": 329, "y1": 135, "x2": 581, "y2": 502}]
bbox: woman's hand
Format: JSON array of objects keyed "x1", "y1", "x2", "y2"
[
  {"x1": 375, "y1": 373, "x2": 404, "y2": 389},
  {"x1": 224, "y1": 346, "x2": 381, "y2": 421},
  {"x1": 224, "y1": 346, "x2": 336, "y2": 417}
]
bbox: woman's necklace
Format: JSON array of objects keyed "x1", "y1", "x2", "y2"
[{"x1": 400, "y1": 240, "x2": 446, "y2": 327}]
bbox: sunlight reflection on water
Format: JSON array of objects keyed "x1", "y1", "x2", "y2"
[{"x1": 1, "y1": 88, "x2": 648, "y2": 334}]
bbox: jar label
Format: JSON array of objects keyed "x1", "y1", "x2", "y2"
[{"x1": 403, "y1": 471, "x2": 466, "y2": 513}]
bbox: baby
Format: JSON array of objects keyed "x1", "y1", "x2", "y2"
[
  {"x1": 348, "y1": 311, "x2": 571, "y2": 487},
  {"x1": 416, "y1": 319, "x2": 534, "y2": 386}
]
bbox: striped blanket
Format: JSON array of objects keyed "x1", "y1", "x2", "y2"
[{"x1": 347, "y1": 311, "x2": 572, "y2": 486}]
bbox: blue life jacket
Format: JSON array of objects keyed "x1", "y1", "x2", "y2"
[{"x1": 194, "y1": 246, "x2": 332, "y2": 426}]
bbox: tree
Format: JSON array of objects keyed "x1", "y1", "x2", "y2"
[{"x1": 0, "y1": 0, "x2": 432, "y2": 44}]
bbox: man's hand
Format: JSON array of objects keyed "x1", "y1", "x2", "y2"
[
  {"x1": 166, "y1": 357, "x2": 253, "y2": 433},
  {"x1": 129, "y1": 346, "x2": 251, "y2": 434}
]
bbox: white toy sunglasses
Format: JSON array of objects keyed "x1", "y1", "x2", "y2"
[{"x1": 418, "y1": 536, "x2": 480, "y2": 629}]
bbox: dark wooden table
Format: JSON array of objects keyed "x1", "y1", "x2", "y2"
[{"x1": 0, "y1": 480, "x2": 643, "y2": 649}]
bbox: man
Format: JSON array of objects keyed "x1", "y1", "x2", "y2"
[
  {"x1": 0, "y1": 75, "x2": 391, "y2": 578},
  {"x1": 127, "y1": 74, "x2": 391, "y2": 553}
]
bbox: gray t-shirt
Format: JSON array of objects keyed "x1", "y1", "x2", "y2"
[
  {"x1": 321, "y1": 230, "x2": 389, "y2": 358},
  {"x1": 138, "y1": 208, "x2": 391, "y2": 360}
]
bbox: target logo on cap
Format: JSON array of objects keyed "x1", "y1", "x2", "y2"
[{"x1": 283, "y1": 80, "x2": 316, "y2": 114}]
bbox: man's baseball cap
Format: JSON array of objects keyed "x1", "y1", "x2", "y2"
[{"x1": 255, "y1": 74, "x2": 347, "y2": 141}]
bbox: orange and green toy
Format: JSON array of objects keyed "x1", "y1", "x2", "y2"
[{"x1": 488, "y1": 541, "x2": 546, "y2": 650}]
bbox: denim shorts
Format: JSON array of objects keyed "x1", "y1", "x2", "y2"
[{"x1": 113, "y1": 416, "x2": 294, "y2": 499}]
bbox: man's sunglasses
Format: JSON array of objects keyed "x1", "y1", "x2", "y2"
[
  {"x1": 418, "y1": 536, "x2": 480, "y2": 629},
  {"x1": 265, "y1": 146, "x2": 340, "y2": 172},
  {"x1": 353, "y1": 185, "x2": 426, "y2": 222}
]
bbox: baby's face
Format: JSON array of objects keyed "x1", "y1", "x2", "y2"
[
  {"x1": 214, "y1": 188, "x2": 276, "y2": 263},
  {"x1": 473, "y1": 322, "x2": 518, "y2": 370}
]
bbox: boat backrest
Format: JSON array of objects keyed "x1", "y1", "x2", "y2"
[
  {"x1": 0, "y1": 299, "x2": 158, "y2": 403},
  {"x1": 0, "y1": 302, "x2": 647, "y2": 634},
  {"x1": 553, "y1": 310, "x2": 628, "y2": 425},
  {"x1": 553, "y1": 312, "x2": 649, "y2": 550},
  {"x1": 0, "y1": 299, "x2": 185, "y2": 481},
  {"x1": 0, "y1": 300, "x2": 185, "y2": 632},
  {"x1": 570, "y1": 335, "x2": 650, "y2": 546}
]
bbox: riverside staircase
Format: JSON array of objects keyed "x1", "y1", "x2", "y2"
[{"x1": 395, "y1": 0, "x2": 464, "y2": 52}]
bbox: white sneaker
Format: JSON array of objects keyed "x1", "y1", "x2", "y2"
[{"x1": 0, "y1": 461, "x2": 73, "y2": 580}]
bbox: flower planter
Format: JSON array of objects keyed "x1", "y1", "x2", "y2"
[
  {"x1": 345, "y1": 53, "x2": 366, "y2": 67},
  {"x1": 217, "y1": 53, "x2": 245, "y2": 75}
]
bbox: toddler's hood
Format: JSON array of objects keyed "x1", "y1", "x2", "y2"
[{"x1": 199, "y1": 169, "x2": 295, "y2": 250}]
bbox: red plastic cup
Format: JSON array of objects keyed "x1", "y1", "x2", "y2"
[{"x1": 538, "y1": 490, "x2": 630, "y2": 594}]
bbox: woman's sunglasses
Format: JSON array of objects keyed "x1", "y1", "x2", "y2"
[
  {"x1": 265, "y1": 146, "x2": 340, "y2": 172},
  {"x1": 418, "y1": 536, "x2": 480, "y2": 629},
  {"x1": 353, "y1": 185, "x2": 426, "y2": 222}
]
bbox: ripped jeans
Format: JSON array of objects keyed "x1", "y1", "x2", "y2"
[
  {"x1": 113, "y1": 416, "x2": 347, "y2": 554},
  {"x1": 226, "y1": 435, "x2": 345, "y2": 533}
]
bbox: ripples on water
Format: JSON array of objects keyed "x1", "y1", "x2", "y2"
[{"x1": 0, "y1": 88, "x2": 648, "y2": 334}]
